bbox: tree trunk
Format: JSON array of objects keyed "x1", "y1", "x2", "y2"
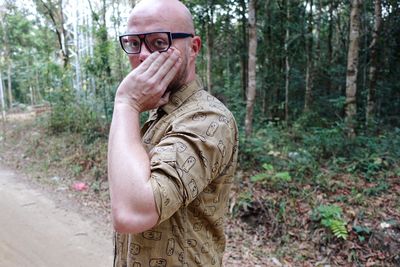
[
  {"x1": 37, "y1": 0, "x2": 70, "y2": 68},
  {"x1": 112, "y1": 0, "x2": 124, "y2": 82},
  {"x1": 7, "y1": 64, "x2": 12, "y2": 108},
  {"x1": 304, "y1": 0, "x2": 314, "y2": 112},
  {"x1": 245, "y1": 0, "x2": 257, "y2": 138},
  {"x1": 345, "y1": 0, "x2": 362, "y2": 138},
  {"x1": 73, "y1": 0, "x2": 81, "y2": 92},
  {"x1": 0, "y1": 71, "x2": 5, "y2": 141},
  {"x1": 59, "y1": 0, "x2": 69, "y2": 68},
  {"x1": 205, "y1": 4, "x2": 214, "y2": 93},
  {"x1": 262, "y1": 0, "x2": 271, "y2": 116},
  {"x1": 327, "y1": 0, "x2": 334, "y2": 93},
  {"x1": 0, "y1": 15, "x2": 12, "y2": 108},
  {"x1": 366, "y1": 0, "x2": 382, "y2": 128},
  {"x1": 239, "y1": 0, "x2": 248, "y2": 100},
  {"x1": 0, "y1": 71, "x2": 6, "y2": 120},
  {"x1": 284, "y1": 0, "x2": 290, "y2": 122}
]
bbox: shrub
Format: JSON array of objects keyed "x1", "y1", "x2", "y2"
[{"x1": 48, "y1": 101, "x2": 108, "y2": 143}]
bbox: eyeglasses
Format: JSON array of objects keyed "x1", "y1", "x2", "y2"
[{"x1": 119, "y1": 31, "x2": 194, "y2": 54}]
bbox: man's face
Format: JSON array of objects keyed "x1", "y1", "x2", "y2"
[{"x1": 126, "y1": 18, "x2": 191, "y2": 92}]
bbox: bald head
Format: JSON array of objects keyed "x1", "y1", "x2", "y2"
[
  {"x1": 128, "y1": 0, "x2": 194, "y2": 34},
  {"x1": 125, "y1": 0, "x2": 201, "y2": 87}
]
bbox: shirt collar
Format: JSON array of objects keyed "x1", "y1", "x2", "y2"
[{"x1": 160, "y1": 77, "x2": 203, "y2": 114}]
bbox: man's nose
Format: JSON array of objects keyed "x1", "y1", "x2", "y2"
[{"x1": 139, "y1": 42, "x2": 152, "y2": 62}]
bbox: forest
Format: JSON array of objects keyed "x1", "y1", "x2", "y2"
[{"x1": 0, "y1": 0, "x2": 399, "y2": 266}]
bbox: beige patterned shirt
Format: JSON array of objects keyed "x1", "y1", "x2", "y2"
[{"x1": 114, "y1": 78, "x2": 238, "y2": 267}]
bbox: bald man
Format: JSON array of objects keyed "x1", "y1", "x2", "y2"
[{"x1": 108, "y1": 0, "x2": 238, "y2": 266}]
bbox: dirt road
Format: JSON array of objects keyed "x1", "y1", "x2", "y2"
[{"x1": 0, "y1": 165, "x2": 114, "y2": 267}]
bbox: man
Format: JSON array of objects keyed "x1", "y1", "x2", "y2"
[{"x1": 107, "y1": 0, "x2": 238, "y2": 266}]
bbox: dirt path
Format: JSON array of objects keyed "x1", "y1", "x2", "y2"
[{"x1": 0, "y1": 165, "x2": 114, "y2": 267}]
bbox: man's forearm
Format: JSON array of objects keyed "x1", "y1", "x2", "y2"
[{"x1": 108, "y1": 103, "x2": 158, "y2": 233}]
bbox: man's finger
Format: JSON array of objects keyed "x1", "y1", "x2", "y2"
[
  {"x1": 134, "y1": 51, "x2": 164, "y2": 75},
  {"x1": 145, "y1": 49, "x2": 180, "y2": 79},
  {"x1": 159, "y1": 56, "x2": 182, "y2": 89}
]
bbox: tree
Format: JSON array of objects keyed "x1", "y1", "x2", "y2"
[
  {"x1": 366, "y1": 0, "x2": 382, "y2": 129},
  {"x1": 345, "y1": 0, "x2": 362, "y2": 138},
  {"x1": 245, "y1": 0, "x2": 257, "y2": 137},
  {"x1": 284, "y1": 0, "x2": 291, "y2": 122},
  {"x1": 205, "y1": 1, "x2": 215, "y2": 93},
  {"x1": 0, "y1": 2, "x2": 13, "y2": 108},
  {"x1": 0, "y1": 70, "x2": 6, "y2": 120},
  {"x1": 35, "y1": 0, "x2": 70, "y2": 68},
  {"x1": 304, "y1": 0, "x2": 314, "y2": 112}
]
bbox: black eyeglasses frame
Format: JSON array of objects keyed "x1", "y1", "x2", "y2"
[{"x1": 119, "y1": 31, "x2": 194, "y2": 54}]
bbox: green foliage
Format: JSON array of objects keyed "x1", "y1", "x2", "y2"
[
  {"x1": 251, "y1": 163, "x2": 292, "y2": 186},
  {"x1": 352, "y1": 225, "x2": 371, "y2": 242},
  {"x1": 235, "y1": 191, "x2": 253, "y2": 214},
  {"x1": 312, "y1": 204, "x2": 348, "y2": 240},
  {"x1": 48, "y1": 100, "x2": 108, "y2": 144}
]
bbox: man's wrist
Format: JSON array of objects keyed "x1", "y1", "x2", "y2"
[{"x1": 114, "y1": 97, "x2": 141, "y2": 114}]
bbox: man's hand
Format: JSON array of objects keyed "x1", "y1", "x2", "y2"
[{"x1": 115, "y1": 48, "x2": 182, "y2": 113}]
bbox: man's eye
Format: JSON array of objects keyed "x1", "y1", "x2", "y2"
[
  {"x1": 129, "y1": 40, "x2": 140, "y2": 47},
  {"x1": 153, "y1": 38, "x2": 168, "y2": 48}
]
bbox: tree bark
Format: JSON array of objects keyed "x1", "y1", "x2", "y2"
[
  {"x1": 245, "y1": 0, "x2": 257, "y2": 138},
  {"x1": 73, "y1": 0, "x2": 81, "y2": 92},
  {"x1": 284, "y1": 0, "x2": 290, "y2": 122},
  {"x1": 345, "y1": 0, "x2": 362, "y2": 138},
  {"x1": 0, "y1": 71, "x2": 5, "y2": 142},
  {"x1": 327, "y1": 0, "x2": 334, "y2": 93},
  {"x1": 239, "y1": 0, "x2": 248, "y2": 100},
  {"x1": 7, "y1": 64, "x2": 12, "y2": 108},
  {"x1": 366, "y1": 0, "x2": 382, "y2": 128},
  {"x1": 304, "y1": 0, "x2": 314, "y2": 112},
  {"x1": 0, "y1": 13, "x2": 12, "y2": 108},
  {"x1": 59, "y1": 0, "x2": 69, "y2": 68},
  {"x1": 0, "y1": 71, "x2": 6, "y2": 121},
  {"x1": 262, "y1": 0, "x2": 271, "y2": 116},
  {"x1": 205, "y1": 3, "x2": 214, "y2": 93}
]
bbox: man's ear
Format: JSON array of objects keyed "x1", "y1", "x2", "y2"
[{"x1": 190, "y1": 36, "x2": 201, "y2": 60}]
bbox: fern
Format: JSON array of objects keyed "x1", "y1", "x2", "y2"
[
  {"x1": 325, "y1": 219, "x2": 348, "y2": 240},
  {"x1": 312, "y1": 204, "x2": 348, "y2": 240}
]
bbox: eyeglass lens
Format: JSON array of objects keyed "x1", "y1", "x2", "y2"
[{"x1": 121, "y1": 32, "x2": 170, "y2": 54}]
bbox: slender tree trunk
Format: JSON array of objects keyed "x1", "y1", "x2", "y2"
[
  {"x1": 59, "y1": 0, "x2": 69, "y2": 68},
  {"x1": 239, "y1": 0, "x2": 248, "y2": 100},
  {"x1": 0, "y1": 15, "x2": 12, "y2": 108},
  {"x1": 245, "y1": 0, "x2": 257, "y2": 138},
  {"x1": 7, "y1": 64, "x2": 12, "y2": 108},
  {"x1": 112, "y1": 0, "x2": 124, "y2": 82},
  {"x1": 366, "y1": 0, "x2": 382, "y2": 129},
  {"x1": 263, "y1": 0, "x2": 271, "y2": 116},
  {"x1": 205, "y1": 4, "x2": 214, "y2": 93},
  {"x1": 1, "y1": 71, "x2": 7, "y2": 120},
  {"x1": 304, "y1": 0, "x2": 314, "y2": 112},
  {"x1": 73, "y1": 0, "x2": 81, "y2": 93},
  {"x1": 316, "y1": 0, "x2": 322, "y2": 64},
  {"x1": 284, "y1": 0, "x2": 290, "y2": 122},
  {"x1": 0, "y1": 71, "x2": 5, "y2": 143},
  {"x1": 345, "y1": 0, "x2": 362, "y2": 138},
  {"x1": 327, "y1": 0, "x2": 334, "y2": 93}
]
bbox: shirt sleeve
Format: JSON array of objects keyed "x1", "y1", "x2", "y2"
[{"x1": 149, "y1": 108, "x2": 237, "y2": 224}]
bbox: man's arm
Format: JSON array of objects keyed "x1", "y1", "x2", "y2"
[{"x1": 108, "y1": 49, "x2": 181, "y2": 234}]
